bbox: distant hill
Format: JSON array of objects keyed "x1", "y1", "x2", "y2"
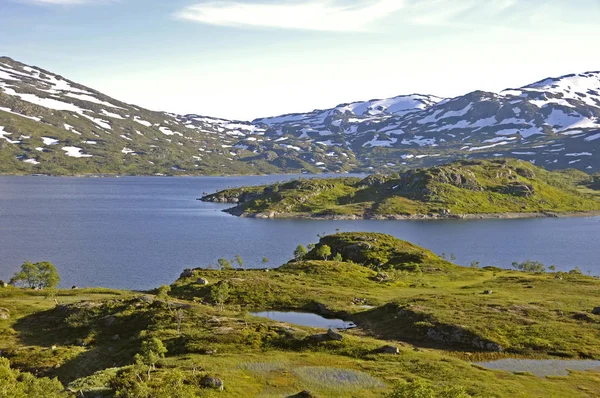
[
  {"x1": 1, "y1": 56, "x2": 599, "y2": 175},
  {"x1": 201, "y1": 159, "x2": 600, "y2": 219}
]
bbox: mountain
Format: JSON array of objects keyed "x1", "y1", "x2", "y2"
[
  {"x1": 201, "y1": 159, "x2": 600, "y2": 219},
  {"x1": 0, "y1": 57, "x2": 356, "y2": 175},
  {"x1": 1, "y1": 56, "x2": 599, "y2": 175}
]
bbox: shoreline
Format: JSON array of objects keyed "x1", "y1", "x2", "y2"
[{"x1": 224, "y1": 209, "x2": 600, "y2": 221}]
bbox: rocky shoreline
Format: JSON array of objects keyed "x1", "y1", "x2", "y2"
[{"x1": 224, "y1": 208, "x2": 600, "y2": 221}]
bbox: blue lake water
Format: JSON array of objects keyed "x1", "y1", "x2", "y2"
[
  {"x1": 250, "y1": 311, "x2": 356, "y2": 330},
  {"x1": 1, "y1": 175, "x2": 599, "y2": 290}
]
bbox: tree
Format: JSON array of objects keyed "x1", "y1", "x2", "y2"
[
  {"x1": 234, "y1": 255, "x2": 244, "y2": 269},
  {"x1": 0, "y1": 357, "x2": 66, "y2": 398},
  {"x1": 315, "y1": 245, "x2": 332, "y2": 260},
  {"x1": 333, "y1": 253, "x2": 343, "y2": 263},
  {"x1": 210, "y1": 282, "x2": 230, "y2": 311},
  {"x1": 549, "y1": 265, "x2": 557, "y2": 271},
  {"x1": 10, "y1": 261, "x2": 60, "y2": 290},
  {"x1": 262, "y1": 257, "x2": 269, "y2": 264},
  {"x1": 136, "y1": 337, "x2": 167, "y2": 380},
  {"x1": 293, "y1": 244, "x2": 308, "y2": 261},
  {"x1": 470, "y1": 261, "x2": 480, "y2": 269},
  {"x1": 512, "y1": 260, "x2": 545, "y2": 273},
  {"x1": 449, "y1": 253, "x2": 457, "y2": 262},
  {"x1": 217, "y1": 258, "x2": 232, "y2": 271}
]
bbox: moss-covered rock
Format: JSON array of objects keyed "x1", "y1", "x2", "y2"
[{"x1": 304, "y1": 232, "x2": 446, "y2": 270}]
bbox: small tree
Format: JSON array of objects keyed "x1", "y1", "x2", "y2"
[
  {"x1": 512, "y1": 260, "x2": 545, "y2": 273},
  {"x1": 262, "y1": 257, "x2": 269, "y2": 264},
  {"x1": 210, "y1": 282, "x2": 230, "y2": 311},
  {"x1": 234, "y1": 255, "x2": 244, "y2": 269},
  {"x1": 315, "y1": 245, "x2": 332, "y2": 260},
  {"x1": 218, "y1": 258, "x2": 232, "y2": 271},
  {"x1": 136, "y1": 337, "x2": 167, "y2": 380},
  {"x1": 549, "y1": 265, "x2": 557, "y2": 271},
  {"x1": 293, "y1": 245, "x2": 308, "y2": 261},
  {"x1": 470, "y1": 261, "x2": 480, "y2": 269},
  {"x1": 450, "y1": 253, "x2": 457, "y2": 262},
  {"x1": 333, "y1": 253, "x2": 343, "y2": 263},
  {"x1": 10, "y1": 261, "x2": 60, "y2": 290}
]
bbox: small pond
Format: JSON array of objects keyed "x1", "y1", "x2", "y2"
[
  {"x1": 250, "y1": 311, "x2": 356, "y2": 330},
  {"x1": 475, "y1": 359, "x2": 600, "y2": 377}
]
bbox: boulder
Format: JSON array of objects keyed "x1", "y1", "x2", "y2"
[
  {"x1": 287, "y1": 391, "x2": 316, "y2": 398},
  {"x1": 112, "y1": 334, "x2": 120, "y2": 341},
  {"x1": 592, "y1": 307, "x2": 600, "y2": 315},
  {"x1": 326, "y1": 328, "x2": 343, "y2": 341},
  {"x1": 483, "y1": 290, "x2": 493, "y2": 295},
  {"x1": 376, "y1": 345, "x2": 400, "y2": 355},
  {"x1": 71, "y1": 286, "x2": 79, "y2": 290},
  {"x1": 180, "y1": 268, "x2": 194, "y2": 278},
  {"x1": 196, "y1": 278, "x2": 209, "y2": 285},
  {"x1": 0, "y1": 308, "x2": 9, "y2": 320},
  {"x1": 201, "y1": 376, "x2": 224, "y2": 391},
  {"x1": 0, "y1": 281, "x2": 8, "y2": 288}
]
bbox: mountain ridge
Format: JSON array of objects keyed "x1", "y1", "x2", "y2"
[{"x1": 1, "y1": 55, "x2": 599, "y2": 175}]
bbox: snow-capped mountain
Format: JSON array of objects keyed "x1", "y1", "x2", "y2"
[
  {"x1": 0, "y1": 56, "x2": 355, "y2": 175},
  {"x1": 1, "y1": 55, "x2": 599, "y2": 175}
]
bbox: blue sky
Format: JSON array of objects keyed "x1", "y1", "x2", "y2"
[{"x1": 1, "y1": 0, "x2": 600, "y2": 120}]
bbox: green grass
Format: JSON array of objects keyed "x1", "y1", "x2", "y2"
[
  {"x1": 202, "y1": 159, "x2": 600, "y2": 218},
  {"x1": 2, "y1": 233, "x2": 600, "y2": 397}
]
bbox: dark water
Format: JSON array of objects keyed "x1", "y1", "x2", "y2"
[
  {"x1": 250, "y1": 311, "x2": 356, "y2": 330},
  {"x1": 1, "y1": 175, "x2": 599, "y2": 290}
]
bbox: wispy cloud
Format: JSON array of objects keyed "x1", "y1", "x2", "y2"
[{"x1": 175, "y1": 0, "x2": 406, "y2": 32}]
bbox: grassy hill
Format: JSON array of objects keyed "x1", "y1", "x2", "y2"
[
  {"x1": 2, "y1": 233, "x2": 600, "y2": 397},
  {"x1": 201, "y1": 159, "x2": 600, "y2": 219}
]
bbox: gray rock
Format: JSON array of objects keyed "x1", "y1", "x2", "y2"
[
  {"x1": 483, "y1": 290, "x2": 493, "y2": 295},
  {"x1": 196, "y1": 278, "x2": 209, "y2": 285},
  {"x1": 201, "y1": 376, "x2": 224, "y2": 390},
  {"x1": 112, "y1": 334, "x2": 120, "y2": 341},
  {"x1": 180, "y1": 268, "x2": 194, "y2": 278},
  {"x1": 326, "y1": 328, "x2": 343, "y2": 341},
  {"x1": 592, "y1": 307, "x2": 600, "y2": 315},
  {"x1": 0, "y1": 308, "x2": 10, "y2": 320}
]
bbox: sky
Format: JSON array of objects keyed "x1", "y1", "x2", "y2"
[{"x1": 1, "y1": 0, "x2": 600, "y2": 121}]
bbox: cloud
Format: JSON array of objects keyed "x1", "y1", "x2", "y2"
[{"x1": 175, "y1": 0, "x2": 406, "y2": 32}]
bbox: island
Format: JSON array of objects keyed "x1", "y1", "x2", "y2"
[
  {"x1": 2, "y1": 232, "x2": 600, "y2": 397},
  {"x1": 201, "y1": 159, "x2": 600, "y2": 220}
]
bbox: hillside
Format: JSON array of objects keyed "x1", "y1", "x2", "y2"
[
  {"x1": 2, "y1": 232, "x2": 600, "y2": 397},
  {"x1": 201, "y1": 159, "x2": 600, "y2": 219},
  {"x1": 1, "y1": 56, "x2": 600, "y2": 175}
]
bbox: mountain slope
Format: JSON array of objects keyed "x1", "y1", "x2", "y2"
[
  {"x1": 0, "y1": 57, "x2": 356, "y2": 175},
  {"x1": 1, "y1": 56, "x2": 599, "y2": 175},
  {"x1": 201, "y1": 159, "x2": 600, "y2": 219}
]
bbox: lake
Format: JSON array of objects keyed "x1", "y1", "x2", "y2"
[{"x1": 1, "y1": 175, "x2": 599, "y2": 290}]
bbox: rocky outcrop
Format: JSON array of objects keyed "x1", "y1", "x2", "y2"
[
  {"x1": 426, "y1": 325, "x2": 503, "y2": 352},
  {"x1": 327, "y1": 328, "x2": 344, "y2": 341},
  {"x1": 0, "y1": 308, "x2": 10, "y2": 320}
]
